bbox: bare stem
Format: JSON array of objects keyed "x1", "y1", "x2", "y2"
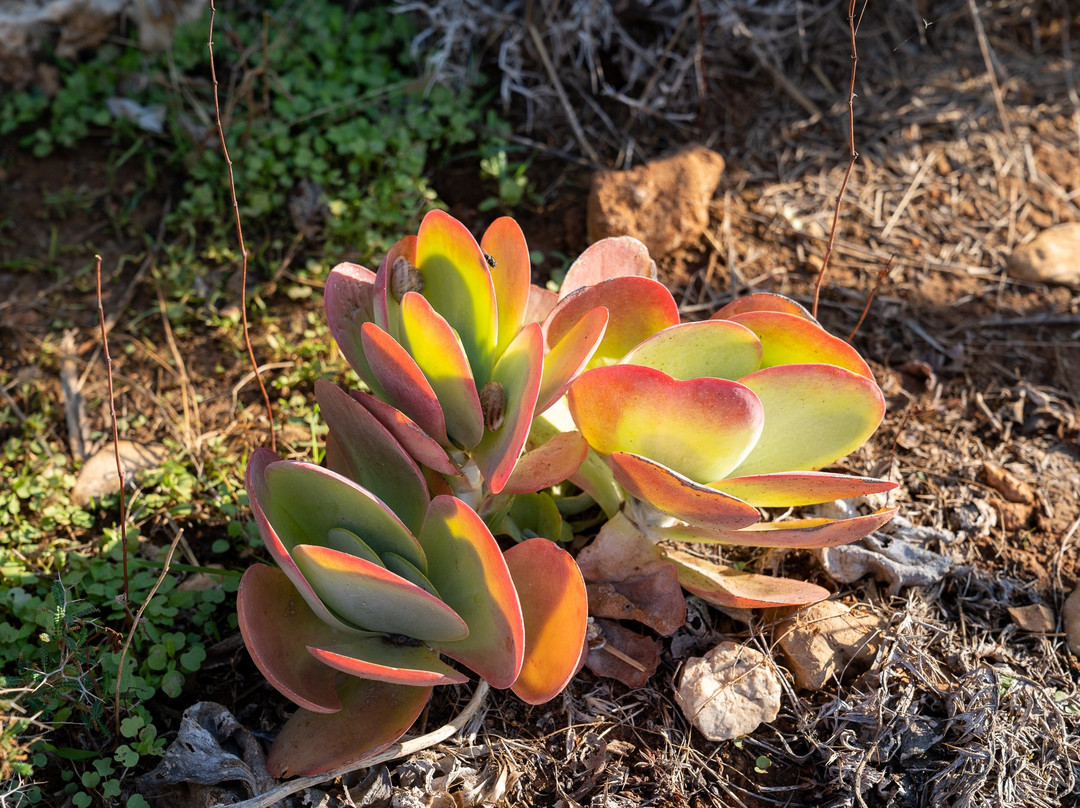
[{"x1": 208, "y1": 1, "x2": 276, "y2": 452}]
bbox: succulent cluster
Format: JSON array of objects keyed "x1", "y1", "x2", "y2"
[{"x1": 239, "y1": 211, "x2": 896, "y2": 776}]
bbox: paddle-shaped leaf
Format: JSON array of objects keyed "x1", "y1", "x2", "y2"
[
  {"x1": 267, "y1": 677, "x2": 432, "y2": 777},
  {"x1": 398, "y1": 291, "x2": 484, "y2": 449},
  {"x1": 710, "y1": 471, "x2": 898, "y2": 507},
  {"x1": 662, "y1": 507, "x2": 898, "y2": 548},
  {"x1": 621, "y1": 320, "x2": 763, "y2": 381},
  {"x1": 372, "y1": 235, "x2": 418, "y2": 340},
  {"x1": 307, "y1": 638, "x2": 468, "y2": 686},
  {"x1": 730, "y1": 364, "x2": 885, "y2": 477},
  {"x1": 568, "y1": 365, "x2": 764, "y2": 483},
  {"x1": 361, "y1": 322, "x2": 449, "y2": 445},
  {"x1": 505, "y1": 539, "x2": 588, "y2": 704},
  {"x1": 712, "y1": 293, "x2": 817, "y2": 322},
  {"x1": 349, "y1": 391, "x2": 459, "y2": 476},
  {"x1": 608, "y1": 452, "x2": 761, "y2": 530},
  {"x1": 237, "y1": 564, "x2": 344, "y2": 713},
  {"x1": 557, "y1": 236, "x2": 656, "y2": 299},
  {"x1": 415, "y1": 209, "x2": 498, "y2": 384},
  {"x1": 316, "y1": 379, "x2": 430, "y2": 534},
  {"x1": 545, "y1": 276, "x2": 679, "y2": 367},
  {"x1": 472, "y1": 323, "x2": 544, "y2": 494},
  {"x1": 536, "y1": 305, "x2": 608, "y2": 414},
  {"x1": 323, "y1": 263, "x2": 388, "y2": 399},
  {"x1": 291, "y1": 544, "x2": 468, "y2": 641},
  {"x1": 420, "y1": 496, "x2": 525, "y2": 688},
  {"x1": 663, "y1": 548, "x2": 830, "y2": 609},
  {"x1": 503, "y1": 431, "x2": 589, "y2": 495},
  {"x1": 481, "y1": 217, "x2": 531, "y2": 355},
  {"x1": 725, "y1": 311, "x2": 874, "y2": 379}
]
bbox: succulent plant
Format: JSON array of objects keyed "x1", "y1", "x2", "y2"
[{"x1": 238, "y1": 212, "x2": 898, "y2": 773}]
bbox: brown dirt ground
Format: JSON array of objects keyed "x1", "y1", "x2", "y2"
[{"x1": 3, "y1": 2, "x2": 1080, "y2": 807}]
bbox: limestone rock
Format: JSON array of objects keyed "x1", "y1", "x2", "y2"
[
  {"x1": 1008, "y1": 222, "x2": 1080, "y2": 286},
  {"x1": 1064, "y1": 587, "x2": 1080, "y2": 656},
  {"x1": 675, "y1": 641, "x2": 781, "y2": 741},
  {"x1": 775, "y1": 600, "x2": 884, "y2": 691},
  {"x1": 587, "y1": 146, "x2": 724, "y2": 259},
  {"x1": 72, "y1": 440, "x2": 168, "y2": 506}
]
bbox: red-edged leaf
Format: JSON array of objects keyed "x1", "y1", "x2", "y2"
[
  {"x1": 621, "y1": 320, "x2": 762, "y2": 381},
  {"x1": 709, "y1": 471, "x2": 898, "y2": 508},
  {"x1": 711, "y1": 293, "x2": 818, "y2": 322},
  {"x1": 482, "y1": 217, "x2": 531, "y2": 355},
  {"x1": 503, "y1": 431, "x2": 589, "y2": 495},
  {"x1": 415, "y1": 209, "x2": 498, "y2": 383},
  {"x1": 726, "y1": 311, "x2": 874, "y2": 379},
  {"x1": 472, "y1": 322, "x2": 544, "y2": 494},
  {"x1": 731, "y1": 364, "x2": 886, "y2": 477},
  {"x1": 558, "y1": 236, "x2": 656, "y2": 299},
  {"x1": 316, "y1": 379, "x2": 430, "y2": 534},
  {"x1": 361, "y1": 322, "x2": 449, "y2": 446},
  {"x1": 237, "y1": 564, "x2": 343, "y2": 713},
  {"x1": 545, "y1": 276, "x2": 679, "y2": 367},
  {"x1": 291, "y1": 544, "x2": 469, "y2": 641},
  {"x1": 324, "y1": 263, "x2": 389, "y2": 399},
  {"x1": 421, "y1": 496, "x2": 525, "y2": 688},
  {"x1": 664, "y1": 548, "x2": 829, "y2": 608},
  {"x1": 307, "y1": 638, "x2": 468, "y2": 686},
  {"x1": 267, "y1": 678, "x2": 432, "y2": 777},
  {"x1": 568, "y1": 364, "x2": 764, "y2": 483},
  {"x1": 505, "y1": 539, "x2": 588, "y2": 704},
  {"x1": 663, "y1": 507, "x2": 899, "y2": 548},
  {"x1": 398, "y1": 291, "x2": 484, "y2": 448},
  {"x1": 608, "y1": 452, "x2": 761, "y2": 530},
  {"x1": 536, "y1": 305, "x2": 608, "y2": 414},
  {"x1": 372, "y1": 236, "x2": 418, "y2": 340},
  {"x1": 349, "y1": 390, "x2": 459, "y2": 476},
  {"x1": 525, "y1": 284, "x2": 558, "y2": 324}
]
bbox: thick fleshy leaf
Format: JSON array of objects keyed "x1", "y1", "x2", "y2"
[
  {"x1": 420, "y1": 496, "x2": 525, "y2": 688},
  {"x1": 415, "y1": 210, "x2": 498, "y2": 384},
  {"x1": 398, "y1": 291, "x2": 484, "y2": 448},
  {"x1": 267, "y1": 677, "x2": 432, "y2": 777},
  {"x1": 325, "y1": 527, "x2": 383, "y2": 566},
  {"x1": 323, "y1": 263, "x2": 389, "y2": 399},
  {"x1": 291, "y1": 544, "x2": 469, "y2": 641},
  {"x1": 536, "y1": 305, "x2": 608, "y2": 414},
  {"x1": 557, "y1": 236, "x2": 656, "y2": 300},
  {"x1": 664, "y1": 548, "x2": 830, "y2": 608},
  {"x1": 525, "y1": 284, "x2": 558, "y2": 324},
  {"x1": 568, "y1": 364, "x2": 764, "y2": 483},
  {"x1": 482, "y1": 217, "x2": 531, "y2": 355},
  {"x1": 307, "y1": 638, "x2": 467, "y2": 686},
  {"x1": 506, "y1": 492, "x2": 564, "y2": 542},
  {"x1": 372, "y1": 236, "x2": 418, "y2": 340},
  {"x1": 709, "y1": 471, "x2": 898, "y2": 507},
  {"x1": 545, "y1": 276, "x2": 679, "y2": 367},
  {"x1": 504, "y1": 539, "x2": 588, "y2": 704},
  {"x1": 472, "y1": 323, "x2": 544, "y2": 494},
  {"x1": 730, "y1": 364, "x2": 886, "y2": 477},
  {"x1": 237, "y1": 564, "x2": 343, "y2": 713},
  {"x1": 316, "y1": 379, "x2": 430, "y2": 533},
  {"x1": 361, "y1": 322, "x2": 449, "y2": 446},
  {"x1": 608, "y1": 452, "x2": 761, "y2": 530},
  {"x1": 712, "y1": 293, "x2": 817, "y2": 322},
  {"x1": 662, "y1": 507, "x2": 898, "y2": 548},
  {"x1": 726, "y1": 311, "x2": 874, "y2": 379},
  {"x1": 532, "y1": 410, "x2": 623, "y2": 518},
  {"x1": 621, "y1": 320, "x2": 763, "y2": 381},
  {"x1": 503, "y1": 431, "x2": 589, "y2": 495},
  {"x1": 349, "y1": 391, "x2": 459, "y2": 476},
  {"x1": 382, "y1": 552, "x2": 440, "y2": 598},
  {"x1": 258, "y1": 459, "x2": 426, "y2": 571}
]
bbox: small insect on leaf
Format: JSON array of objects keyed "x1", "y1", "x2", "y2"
[
  {"x1": 480, "y1": 381, "x2": 507, "y2": 432},
  {"x1": 483, "y1": 251, "x2": 497, "y2": 269},
  {"x1": 391, "y1": 256, "x2": 425, "y2": 302}
]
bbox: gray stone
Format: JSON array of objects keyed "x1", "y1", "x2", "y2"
[{"x1": 675, "y1": 641, "x2": 781, "y2": 741}]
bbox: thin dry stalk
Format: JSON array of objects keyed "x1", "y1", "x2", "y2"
[{"x1": 208, "y1": 1, "x2": 276, "y2": 453}]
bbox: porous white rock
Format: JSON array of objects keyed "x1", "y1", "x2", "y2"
[
  {"x1": 674, "y1": 641, "x2": 781, "y2": 741},
  {"x1": 1008, "y1": 222, "x2": 1080, "y2": 286}
]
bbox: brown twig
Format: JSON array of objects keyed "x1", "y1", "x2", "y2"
[
  {"x1": 95, "y1": 255, "x2": 130, "y2": 618},
  {"x1": 847, "y1": 255, "x2": 895, "y2": 341},
  {"x1": 208, "y1": 1, "x2": 276, "y2": 453},
  {"x1": 813, "y1": 0, "x2": 861, "y2": 317}
]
